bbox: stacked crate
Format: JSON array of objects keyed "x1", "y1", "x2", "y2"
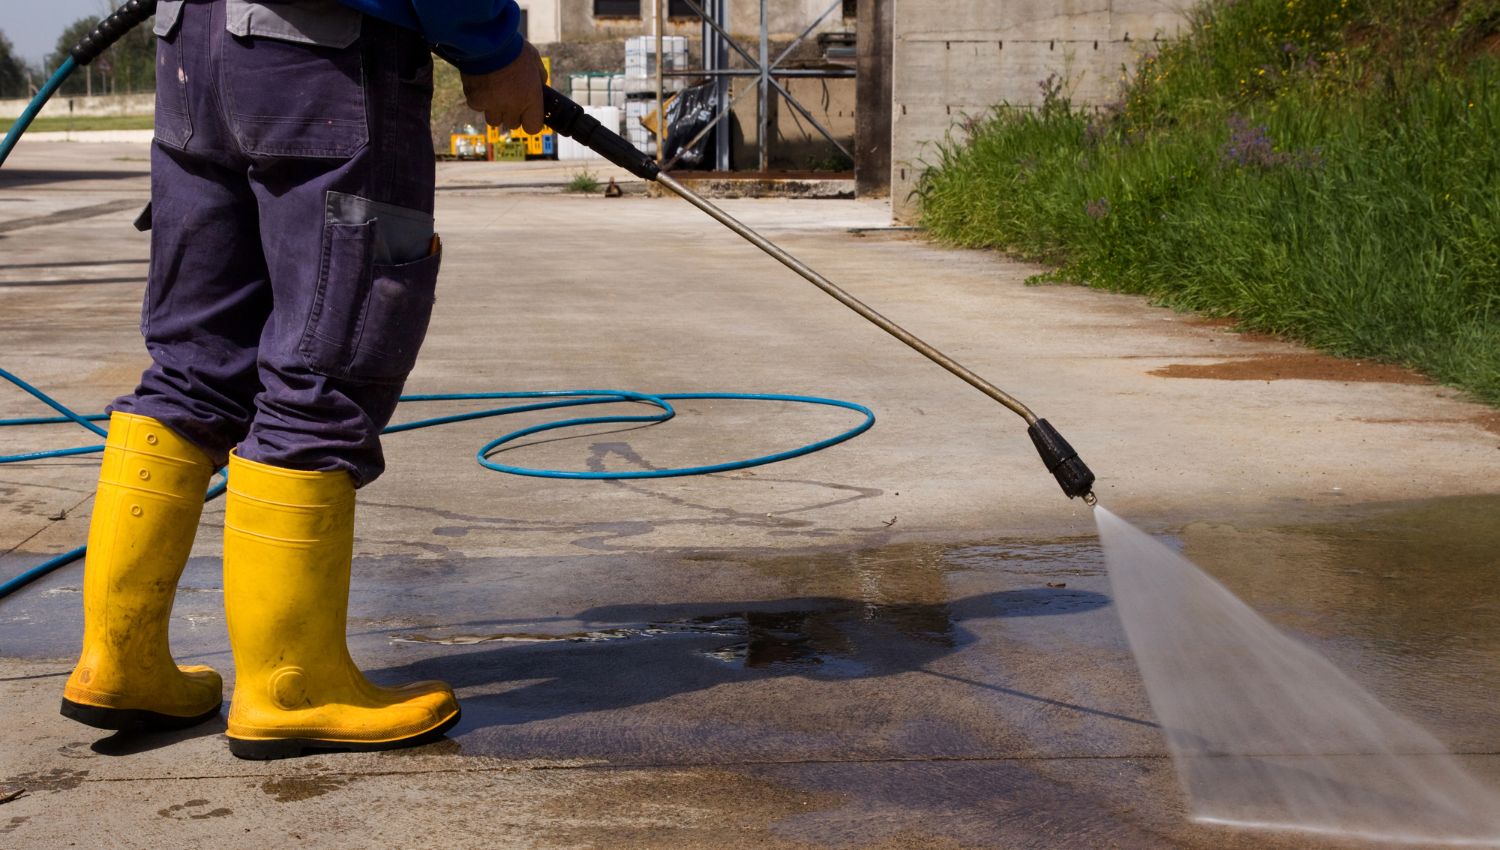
[
  {"x1": 569, "y1": 73, "x2": 628, "y2": 109},
  {"x1": 623, "y1": 35, "x2": 690, "y2": 156},
  {"x1": 557, "y1": 106, "x2": 624, "y2": 161}
]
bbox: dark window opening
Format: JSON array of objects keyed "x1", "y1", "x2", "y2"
[
  {"x1": 594, "y1": 0, "x2": 640, "y2": 17},
  {"x1": 668, "y1": 0, "x2": 695, "y2": 17},
  {"x1": 843, "y1": 0, "x2": 857, "y2": 19}
]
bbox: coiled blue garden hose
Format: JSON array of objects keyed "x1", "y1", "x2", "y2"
[
  {"x1": 0, "y1": 43, "x2": 875, "y2": 599},
  {"x1": 0, "y1": 368, "x2": 873, "y2": 599}
]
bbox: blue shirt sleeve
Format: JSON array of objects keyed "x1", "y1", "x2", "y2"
[{"x1": 338, "y1": 0, "x2": 525, "y2": 74}]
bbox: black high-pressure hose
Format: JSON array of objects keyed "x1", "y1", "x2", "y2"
[
  {"x1": 70, "y1": 0, "x2": 160, "y2": 67},
  {"x1": 542, "y1": 88, "x2": 1097, "y2": 502}
]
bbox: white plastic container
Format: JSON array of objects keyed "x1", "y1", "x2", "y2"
[
  {"x1": 625, "y1": 35, "x2": 690, "y2": 78},
  {"x1": 625, "y1": 98, "x2": 657, "y2": 156},
  {"x1": 569, "y1": 75, "x2": 591, "y2": 104},
  {"x1": 557, "y1": 106, "x2": 624, "y2": 161}
]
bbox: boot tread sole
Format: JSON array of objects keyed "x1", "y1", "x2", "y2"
[
  {"x1": 60, "y1": 697, "x2": 222, "y2": 732},
  {"x1": 227, "y1": 709, "x2": 461, "y2": 760}
]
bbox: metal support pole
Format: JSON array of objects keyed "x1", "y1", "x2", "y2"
[
  {"x1": 766, "y1": 76, "x2": 854, "y2": 162},
  {"x1": 758, "y1": 0, "x2": 770, "y2": 172},
  {"x1": 856, "y1": 0, "x2": 893, "y2": 196},
  {"x1": 769, "y1": 0, "x2": 843, "y2": 69},
  {"x1": 674, "y1": 0, "x2": 853, "y2": 172},
  {"x1": 654, "y1": 0, "x2": 665, "y2": 163},
  {"x1": 710, "y1": 0, "x2": 729, "y2": 170}
]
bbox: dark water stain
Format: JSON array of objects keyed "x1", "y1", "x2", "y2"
[
  {"x1": 260, "y1": 775, "x2": 349, "y2": 802},
  {"x1": 1150, "y1": 352, "x2": 1426, "y2": 384},
  {"x1": 363, "y1": 537, "x2": 451, "y2": 555},
  {"x1": 395, "y1": 627, "x2": 656, "y2": 646},
  {"x1": 157, "y1": 799, "x2": 232, "y2": 819},
  {"x1": 395, "y1": 588, "x2": 1102, "y2": 673},
  {"x1": 367, "y1": 536, "x2": 1126, "y2": 753},
  {"x1": 534, "y1": 767, "x2": 845, "y2": 849},
  {"x1": 1355, "y1": 411, "x2": 1500, "y2": 438},
  {"x1": 1, "y1": 768, "x2": 87, "y2": 792},
  {"x1": 388, "y1": 537, "x2": 1109, "y2": 677}
]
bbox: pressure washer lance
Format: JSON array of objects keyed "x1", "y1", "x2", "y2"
[
  {"x1": 542, "y1": 88, "x2": 1097, "y2": 503},
  {"x1": 0, "y1": 0, "x2": 1093, "y2": 504}
]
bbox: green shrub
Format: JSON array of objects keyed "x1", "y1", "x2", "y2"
[
  {"x1": 920, "y1": 0, "x2": 1500, "y2": 404},
  {"x1": 564, "y1": 169, "x2": 602, "y2": 194}
]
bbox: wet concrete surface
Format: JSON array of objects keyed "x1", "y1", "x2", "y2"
[
  {"x1": 5, "y1": 497, "x2": 1499, "y2": 848},
  {"x1": 2, "y1": 142, "x2": 1499, "y2": 848}
]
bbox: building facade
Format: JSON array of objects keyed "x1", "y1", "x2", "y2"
[
  {"x1": 519, "y1": 0, "x2": 856, "y2": 44},
  {"x1": 889, "y1": 0, "x2": 1188, "y2": 220}
]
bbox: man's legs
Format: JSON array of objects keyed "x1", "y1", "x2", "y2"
[
  {"x1": 62, "y1": 0, "x2": 268, "y2": 731},
  {"x1": 212, "y1": 14, "x2": 458, "y2": 759},
  {"x1": 61, "y1": 3, "x2": 458, "y2": 753}
]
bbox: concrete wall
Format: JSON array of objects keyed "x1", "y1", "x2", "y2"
[
  {"x1": 889, "y1": 0, "x2": 1187, "y2": 221},
  {"x1": 855, "y1": 0, "x2": 893, "y2": 196},
  {"x1": 519, "y1": 0, "x2": 564, "y2": 43},
  {"x1": 731, "y1": 75, "x2": 855, "y2": 171},
  {"x1": 0, "y1": 93, "x2": 153, "y2": 120}
]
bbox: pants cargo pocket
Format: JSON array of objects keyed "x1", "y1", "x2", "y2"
[
  {"x1": 300, "y1": 222, "x2": 440, "y2": 384},
  {"x1": 152, "y1": 13, "x2": 192, "y2": 150}
]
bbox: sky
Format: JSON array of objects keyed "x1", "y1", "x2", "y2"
[{"x1": 1, "y1": 0, "x2": 121, "y2": 67}]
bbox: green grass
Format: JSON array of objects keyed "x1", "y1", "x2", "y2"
[
  {"x1": 23, "y1": 114, "x2": 154, "y2": 133},
  {"x1": 919, "y1": 0, "x2": 1500, "y2": 405},
  {"x1": 564, "y1": 168, "x2": 602, "y2": 193}
]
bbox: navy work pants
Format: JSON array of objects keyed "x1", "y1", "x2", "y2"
[{"x1": 114, "y1": 0, "x2": 440, "y2": 486}]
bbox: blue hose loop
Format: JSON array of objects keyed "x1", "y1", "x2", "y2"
[
  {"x1": 472, "y1": 391, "x2": 874, "y2": 479},
  {"x1": 0, "y1": 371, "x2": 873, "y2": 598}
]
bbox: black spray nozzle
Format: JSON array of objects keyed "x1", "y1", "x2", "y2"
[
  {"x1": 71, "y1": 0, "x2": 158, "y2": 67},
  {"x1": 542, "y1": 86, "x2": 661, "y2": 182},
  {"x1": 1028, "y1": 419, "x2": 1096, "y2": 501}
]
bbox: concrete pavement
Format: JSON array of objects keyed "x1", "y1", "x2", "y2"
[{"x1": 1, "y1": 142, "x2": 1497, "y2": 849}]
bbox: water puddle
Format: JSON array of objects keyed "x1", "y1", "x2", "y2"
[
  {"x1": 389, "y1": 538, "x2": 1108, "y2": 676},
  {"x1": 393, "y1": 604, "x2": 964, "y2": 670}
]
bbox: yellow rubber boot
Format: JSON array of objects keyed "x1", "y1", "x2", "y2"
[
  {"x1": 222, "y1": 451, "x2": 459, "y2": 760},
  {"x1": 61, "y1": 412, "x2": 223, "y2": 731}
]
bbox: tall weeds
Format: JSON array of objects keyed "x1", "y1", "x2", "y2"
[{"x1": 920, "y1": 0, "x2": 1500, "y2": 404}]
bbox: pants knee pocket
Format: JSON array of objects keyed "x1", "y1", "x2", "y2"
[{"x1": 300, "y1": 222, "x2": 440, "y2": 384}]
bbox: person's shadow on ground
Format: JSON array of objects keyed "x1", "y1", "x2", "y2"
[{"x1": 370, "y1": 586, "x2": 1154, "y2": 744}]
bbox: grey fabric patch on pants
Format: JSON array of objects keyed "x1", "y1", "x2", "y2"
[
  {"x1": 155, "y1": 0, "x2": 360, "y2": 47},
  {"x1": 325, "y1": 191, "x2": 435, "y2": 265}
]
